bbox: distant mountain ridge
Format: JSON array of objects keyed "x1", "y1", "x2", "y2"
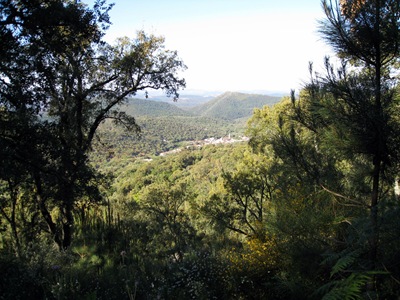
[
  {"x1": 189, "y1": 92, "x2": 281, "y2": 120},
  {"x1": 144, "y1": 94, "x2": 215, "y2": 108},
  {"x1": 123, "y1": 98, "x2": 193, "y2": 117},
  {"x1": 123, "y1": 92, "x2": 282, "y2": 120}
]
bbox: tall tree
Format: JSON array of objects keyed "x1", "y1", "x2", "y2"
[
  {"x1": 318, "y1": 0, "x2": 400, "y2": 269},
  {"x1": 273, "y1": 0, "x2": 400, "y2": 297},
  {"x1": 0, "y1": 0, "x2": 186, "y2": 250},
  {"x1": 247, "y1": 0, "x2": 400, "y2": 297}
]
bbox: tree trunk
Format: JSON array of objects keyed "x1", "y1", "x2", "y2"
[
  {"x1": 34, "y1": 174, "x2": 63, "y2": 250},
  {"x1": 370, "y1": 160, "x2": 380, "y2": 267},
  {"x1": 61, "y1": 200, "x2": 74, "y2": 250}
]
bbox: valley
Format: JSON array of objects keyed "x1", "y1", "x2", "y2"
[
  {"x1": 91, "y1": 91, "x2": 281, "y2": 160},
  {"x1": 3, "y1": 2, "x2": 399, "y2": 298}
]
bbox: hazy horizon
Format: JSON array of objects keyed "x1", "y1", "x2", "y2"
[{"x1": 85, "y1": 0, "x2": 333, "y2": 93}]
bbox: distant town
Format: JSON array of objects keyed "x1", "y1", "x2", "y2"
[{"x1": 159, "y1": 135, "x2": 250, "y2": 157}]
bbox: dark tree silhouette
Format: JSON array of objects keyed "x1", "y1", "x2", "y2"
[{"x1": 0, "y1": 0, "x2": 186, "y2": 250}]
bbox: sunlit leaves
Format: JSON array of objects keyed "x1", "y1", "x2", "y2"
[{"x1": 112, "y1": 31, "x2": 187, "y2": 100}]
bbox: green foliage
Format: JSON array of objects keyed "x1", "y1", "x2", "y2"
[
  {"x1": 319, "y1": 273, "x2": 373, "y2": 300},
  {"x1": 122, "y1": 98, "x2": 194, "y2": 117},
  {"x1": 91, "y1": 115, "x2": 239, "y2": 161},
  {"x1": 1, "y1": 0, "x2": 400, "y2": 299},
  {"x1": 191, "y1": 91, "x2": 281, "y2": 120},
  {"x1": 327, "y1": 249, "x2": 363, "y2": 278},
  {"x1": 316, "y1": 249, "x2": 388, "y2": 300},
  {"x1": 164, "y1": 252, "x2": 232, "y2": 299},
  {"x1": 0, "y1": 0, "x2": 186, "y2": 250}
]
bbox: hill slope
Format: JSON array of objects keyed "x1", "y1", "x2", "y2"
[
  {"x1": 93, "y1": 96, "x2": 243, "y2": 159},
  {"x1": 142, "y1": 94, "x2": 216, "y2": 108},
  {"x1": 122, "y1": 98, "x2": 194, "y2": 117},
  {"x1": 92, "y1": 92, "x2": 281, "y2": 158},
  {"x1": 190, "y1": 92, "x2": 281, "y2": 120}
]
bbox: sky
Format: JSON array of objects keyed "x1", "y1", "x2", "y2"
[{"x1": 89, "y1": 0, "x2": 334, "y2": 94}]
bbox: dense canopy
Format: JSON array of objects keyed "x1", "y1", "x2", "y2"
[{"x1": 1, "y1": 0, "x2": 400, "y2": 299}]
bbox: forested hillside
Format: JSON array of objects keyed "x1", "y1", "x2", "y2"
[
  {"x1": 90, "y1": 92, "x2": 278, "y2": 160},
  {"x1": 1, "y1": 1, "x2": 400, "y2": 299},
  {"x1": 91, "y1": 95, "x2": 256, "y2": 159},
  {"x1": 141, "y1": 93, "x2": 216, "y2": 108},
  {"x1": 92, "y1": 115, "x2": 240, "y2": 160},
  {"x1": 122, "y1": 98, "x2": 194, "y2": 117},
  {"x1": 190, "y1": 91, "x2": 281, "y2": 120}
]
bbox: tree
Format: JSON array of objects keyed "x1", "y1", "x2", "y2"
[
  {"x1": 138, "y1": 181, "x2": 197, "y2": 261},
  {"x1": 273, "y1": 0, "x2": 400, "y2": 296},
  {"x1": 246, "y1": 1, "x2": 400, "y2": 296},
  {"x1": 0, "y1": 0, "x2": 186, "y2": 250},
  {"x1": 220, "y1": 150, "x2": 277, "y2": 238},
  {"x1": 317, "y1": 0, "x2": 400, "y2": 270}
]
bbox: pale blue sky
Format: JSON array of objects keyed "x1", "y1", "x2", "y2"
[{"x1": 88, "y1": 0, "x2": 333, "y2": 93}]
